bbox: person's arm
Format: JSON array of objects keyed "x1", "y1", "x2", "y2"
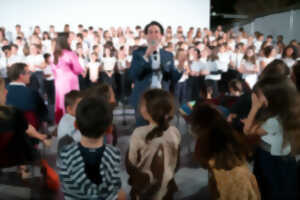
[
  {"x1": 129, "y1": 50, "x2": 152, "y2": 82},
  {"x1": 242, "y1": 93, "x2": 267, "y2": 136},
  {"x1": 70, "y1": 51, "x2": 84, "y2": 75},
  {"x1": 26, "y1": 124, "x2": 51, "y2": 146}
]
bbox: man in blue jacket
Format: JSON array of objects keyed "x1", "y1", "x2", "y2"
[{"x1": 129, "y1": 21, "x2": 183, "y2": 126}]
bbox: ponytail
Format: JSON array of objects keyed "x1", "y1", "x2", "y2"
[{"x1": 145, "y1": 115, "x2": 171, "y2": 142}]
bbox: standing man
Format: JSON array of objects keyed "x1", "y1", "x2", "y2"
[{"x1": 129, "y1": 21, "x2": 183, "y2": 126}]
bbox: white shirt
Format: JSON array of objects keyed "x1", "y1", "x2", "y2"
[
  {"x1": 57, "y1": 113, "x2": 81, "y2": 143},
  {"x1": 240, "y1": 59, "x2": 258, "y2": 88},
  {"x1": 87, "y1": 61, "x2": 100, "y2": 82},
  {"x1": 205, "y1": 61, "x2": 223, "y2": 81},
  {"x1": 261, "y1": 117, "x2": 291, "y2": 156},
  {"x1": 43, "y1": 64, "x2": 54, "y2": 81},
  {"x1": 26, "y1": 54, "x2": 44, "y2": 71},
  {"x1": 0, "y1": 56, "x2": 17, "y2": 78},
  {"x1": 102, "y1": 57, "x2": 116, "y2": 71},
  {"x1": 175, "y1": 60, "x2": 188, "y2": 83},
  {"x1": 282, "y1": 58, "x2": 296, "y2": 68},
  {"x1": 231, "y1": 52, "x2": 244, "y2": 69},
  {"x1": 150, "y1": 51, "x2": 162, "y2": 89},
  {"x1": 254, "y1": 40, "x2": 263, "y2": 53},
  {"x1": 217, "y1": 52, "x2": 231, "y2": 71}
]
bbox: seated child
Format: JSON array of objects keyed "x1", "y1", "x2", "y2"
[
  {"x1": 126, "y1": 88, "x2": 181, "y2": 200},
  {"x1": 57, "y1": 96, "x2": 124, "y2": 200},
  {"x1": 57, "y1": 90, "x2": 82, "y2": 150},
  {"x1": 190, "y1": 103, "x2": 260, "y2": 200}
]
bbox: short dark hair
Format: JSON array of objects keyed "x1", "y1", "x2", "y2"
[
  {"x1": 64, "y1": 90, "x2": 82, "y2": 110},
  {"x1": 144, "y1": 21, "x2": 164, "y2": 35},
  {"x1": 2, "y1": 45, "x2": 11, "y2": 52},
  {"x1": 8, "y1": 62, "x2": 27, "y2": 81},
  {"x1": 85, "y1": 83, "x2": 112, "y2": 103},
  {"x1": 76, "y1": 97, "x2": 113, "y2": 139}
]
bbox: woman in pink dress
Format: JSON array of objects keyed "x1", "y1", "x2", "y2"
[{"x1": 53, "y1": 32, "x2": 83, "y2": 123}]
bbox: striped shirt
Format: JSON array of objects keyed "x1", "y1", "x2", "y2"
[{"x1": 57, "y1": 143, "x2": 121, "y2": 200}]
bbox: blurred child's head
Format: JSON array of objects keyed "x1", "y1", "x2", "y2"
[
  {"x1": 228, "y1": 79, "x2": 243, "y2": 96},
  {"x1": 90, "y1": 52, "x2": 98, "y2": 62},
  {"x1": 190, "y1": 103, "x2": 249, "y2": 170},
  {"x1": 85, "y1": 83, "x2": 116, "y2": 106},
  {"x1": 43, "y1": 53, "x2": 51, "y2": 64},
  {"x1": 65, "y1": 90, "x2": 82, "y2": 116},
  {"x1": 76, "y1": 97, "x2": 112, "y2": 139},
  {"x1": 140, "y1": 89, "x2": 175, "y2": 142},
  {"x1": 258, "y1": 59, "x2": 289, "y2": 81}
]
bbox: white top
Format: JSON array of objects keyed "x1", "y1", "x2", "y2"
[
  {"x1": 231, "y1": 52, "x2": 244, "y2": 69},
  {"x1": 57, "y1": 113, "x2": 81, "y2": 143},
  {"x1": 261, "y1": 117, "x2": 291, "y2": 156},
  {"x1": 43, "y1": 64, "x2": 54, "y2": 81},
  {"x1": 150, "y1": 51, "x2": 162, "y2": 89},
  {"x1": 254, "y1": 40, "x2": 263, "y2": 53},
  {"x1": 282, "y1": 58, "x2": 296, "y2": 68},
  {"x1": 217, "y1": 52, "x2": 231, "y2": 71},
  {"x1": 26, "y1": 54, "x2": 44, "y2": 71},
  {"x1": 102, "y1": 57, "x2": 116, "y2": 71},
  {"x1": 42, "y1": 39, "x2": 52, "y2": 54},
  {"x1": 240, "y1": 59, "x2": 258, "y2": 88},
  {"x1": 190, "y1": 60, "x2": 206, "y2": 73},
  {"x1": 87, "y1": 61, "x2": 100, "y2": 82},
  {"x1": 0, "y1": 56, "x2": 18, "y2": 78},
  {"x1": 205, "y1": 60, "x2": 226, "y2": 80},
  {"x1": 175, "y1": 60, "x2": 188, "y2": 83}
]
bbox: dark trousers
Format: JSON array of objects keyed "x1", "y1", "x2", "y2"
[
  {"x1": 174, "y1": 81, "x2": 188, "y2": 105},
  {"x1": 254, "y1": 147, "x2": 298, "y2": 200}
]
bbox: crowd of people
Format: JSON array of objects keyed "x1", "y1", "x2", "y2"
[{"x1": 0, "y1": 21, "x2": 300, "y2": 199}]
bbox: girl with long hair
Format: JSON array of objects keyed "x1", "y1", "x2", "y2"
[
  {"x1": 53, "y1": 32, "x2": 83, "y2": 123},
  {"x1": 126, "y1": 89, "x2": 181, "y2": 200}
]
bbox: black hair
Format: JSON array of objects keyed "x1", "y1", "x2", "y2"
[
  {"x1": 76, "y1": 97, "x2": 112, "y2": 139},
  {"x1": 144, "y1": 21, "x2": 164, "y2": 35},
  {"x1": 2, "y1": 45, "x2": 11, "y2": 52}
]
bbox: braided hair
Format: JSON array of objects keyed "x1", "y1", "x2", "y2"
[{"x1": 140, "y1": 89, "x2": 175, "y2": 143}]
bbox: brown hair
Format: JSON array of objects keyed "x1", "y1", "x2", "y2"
[
  {"x1": 7, "y1": 62, "x2": 27, "y2": 81},
  {"x1": 64, "y1": 90, "x2": 82, "y2": 110},
  {"x1": 253, "y1": 77, "x2": 300, "y2": 153},
  {"x1": 190, "y1": 103, "x2": 249, "y2": 170},
  {"x1": 141, "y1": 89, "x2": 175, "y2": 143},
  {"x1": 54, "y1": 32, "x2": 71, "y2": 64},
  {"x1": 258, "y1": 59, "x2": 289, "y2": 81},
  {"x1": 292, "y1": 61, "x2": 300, "y2": 91}
]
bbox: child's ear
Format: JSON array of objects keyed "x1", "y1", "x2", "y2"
[
  {"x1": 74, "y1": 121, "x2": 78, "y2": 130},
  {"x1": 106, "y1": 124, "x2": 113, "y2": 133}
]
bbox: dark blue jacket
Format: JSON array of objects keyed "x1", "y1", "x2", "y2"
[{"x1": 129, "y1": 47, "x2": 182, "y2": 108}]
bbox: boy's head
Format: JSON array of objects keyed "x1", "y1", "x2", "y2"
[
  {"x1": 76, "y1": 97, "x2": 112, "y2": 139},
  {"x1": 85, "y1": 83, "x2": 116, "y2": 105},
  {"x1": 65, "y1": 90, "x2": 82, "y2": 116}
]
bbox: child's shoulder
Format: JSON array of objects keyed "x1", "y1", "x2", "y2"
[
  {"x1": 104, "y1": 144, "x2": 121, "y2": 157},
  {"x1": 168, "y1": 126, "x2": 181, "y2": 138}
]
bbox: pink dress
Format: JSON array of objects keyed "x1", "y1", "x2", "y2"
[{"x1": 53, "y1": 50, "x2": 83, "y2": 123}]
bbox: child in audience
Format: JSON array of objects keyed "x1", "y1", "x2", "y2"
[
  {"x1": 243, "y1": 77, "x2": 300, "y2": 200},
  {"x1": 126, "y1": 88, "x2": 181, "y2": 200},
  {"x1": 57, "y1": 90, "x2": 82, "y2": 150},
  {"x1": 85, "y1": 83, "x2": 117, "y2": 145},
  {"x1": 57, "y1": 96, "x2": 125, "y2": 200},
  {"x1": 190, "y1": 103, "x2": 260, "y2": 200},
  {"x1": 87, "y1": 51, "x2": 101, "y2": 84}
]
